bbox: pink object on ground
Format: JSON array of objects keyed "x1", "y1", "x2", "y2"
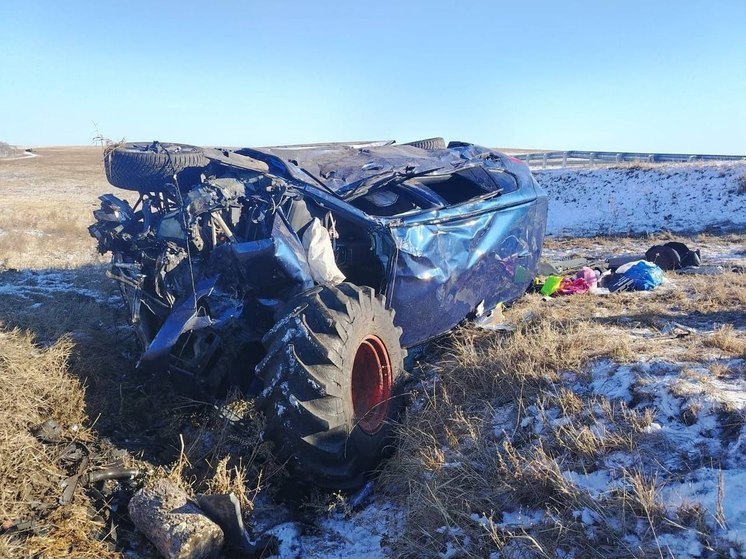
[
  {"x1": 557, "y1": 277, "x2": 590, "y2": 295},
  {"x1": 581, "y1": 266, "x2": 598, "y2": 289}
]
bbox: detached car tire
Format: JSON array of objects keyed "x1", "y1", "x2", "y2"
[
  {"x1": 104, "y1": 142, "x2": 209, "y2": 191},
  {"x1": 257, "y1": 283, "x2": 405, "y2": 489}
]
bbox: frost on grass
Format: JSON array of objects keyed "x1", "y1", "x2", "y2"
[
  {"x1": 663, "y1": 469, "x2": 746, "y2": 547},
  {"x1": 0, "y1": 268, "x2": 119, "y2": 305},
  {"x1": 379, "y1": 266, "x2": 746, "y2": 558}
]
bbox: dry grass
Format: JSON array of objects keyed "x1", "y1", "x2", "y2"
[
  {"x1": 0, "y1": 147, "x2": 133, "y2": 269},
  {"x1": 703, "y1": 325, "x2": 746, "y2": 357},
  {"x1": 379, "y1": 314, "x2": 636, "y2": 556},
  {"x1": 156, "y1": 391, "x2": 282, "y2": 511},
  {"x1": 0, "y1": 329, "x2": 119, "y2": 558},
  {"x1": 379, "y1": 252, "x2": 746, "y2": 557},
  {"x1": 0, "y1": 265, "x2": 275, "y2": 556}
]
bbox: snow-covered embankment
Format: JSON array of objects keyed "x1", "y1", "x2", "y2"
[{"x1": 535, "y1": 162, "x2": 746, "y2": 236}]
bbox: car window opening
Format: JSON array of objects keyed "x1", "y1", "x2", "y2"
[{"x1": 350, "y1": 167, "x2": 519, "y2": 217}]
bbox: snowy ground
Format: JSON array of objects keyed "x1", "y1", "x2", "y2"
[
  {"x1": 254, "y1": 498, "x2": 404, "y2": 559},
  {"x1": 574, "y1": 356, "x2": 745, "y2": 556},
  {"x1": 0, "y1": 267, "x2": 118, "y2": 305},
  {"x1": 535, "y1": 162, "x2": 746, "y2": 237}
]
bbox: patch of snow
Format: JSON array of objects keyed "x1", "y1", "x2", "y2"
[
  {"x1": 656, "y1": 530, "x2": 704, "y2": 559},
  {"x1": 631, "y1": 362, "x2": 746, "y2": 466},
  {"x1": 470, "y1": 512, "x2": 495, "y2": 529},
  {"x1": 519, "y1": 404, "x2": 556, "y2": 435},
  {"x1": 265, "y1": 500, "x2": 403, "y2": 559},
  {"x1": 727, "y1": 429, "x2": 746, "y2": 469},
  {"x1": 603, "y1": 450, "x2": 636, "y2": 470},
  {"x1": 288, "y1": 394, "x2": 301, "y2": 410},
  {"x1": 662, "y1": 468, "x2": 746, "y2": 547},
  {"x1": 642, "y1": 422, "x2": 663, "y2": 434},
  {"x1": 590, "y1": 361, "x2": 634, "y2": 403},
  {"x1": 707, "y1": 374, "x2": 746, "y2": 411},
  {"x1": 498, "y1": 508, "x2": 545, "y2": 528},
  {"x1": 572, "y1": 507, "x2": 601, "y2": 526},
  {"x1": 267, "y1": 522, "x2": 303, "y2": 558},
  {"x1": 0, "y1": 269, "x2": 119, "y2": 304},
  {"x1": 562, "y1": 470, "x2": 612, "y2": 498},
  {"x1": 439, "y1": 541, "x2": 459, "y2": 559},
  {"x1": 622, "y1": 533, "x2": 642, "y2": 550}
]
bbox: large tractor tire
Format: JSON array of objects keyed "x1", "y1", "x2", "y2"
[
  {"x1": 104, "y1": 142, "x2": 209, "y2": 191},
  {"x1": 257, "y1": 283, "x2": 406, "y2": 489}
]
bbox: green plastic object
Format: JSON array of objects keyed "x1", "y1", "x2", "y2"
[{"x1": 540, "y1": 275, "x2": 563, "y2": 296}]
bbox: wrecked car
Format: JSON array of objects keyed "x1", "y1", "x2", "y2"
[{"x1": 90, "y1": 138, "x2": 548, "y2": 487}]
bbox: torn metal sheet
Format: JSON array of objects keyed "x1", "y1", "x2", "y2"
[{"x1": 140, "y1": 277, "x2": 216, "y2": 363}]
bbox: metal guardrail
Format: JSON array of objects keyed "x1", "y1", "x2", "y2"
[{"x1": 514, "y1": 150, "x2": 746, "y2": 169}]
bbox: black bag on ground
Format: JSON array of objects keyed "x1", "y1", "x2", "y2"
[
  {"x1": 645, "y1": 242, "x2": 701, "y2": 270},
  {"x1": 645, "y1": 245, "x2": 680, "y2": 270},
  {"x1": 664, "y1": 241, "x2": 701, "y2": 268}
]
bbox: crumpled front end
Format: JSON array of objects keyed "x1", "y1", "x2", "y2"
[{"x1": 90, "y1": 170, "x2": 314, "y2": 391}]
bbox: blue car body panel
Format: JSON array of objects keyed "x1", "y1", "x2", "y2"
[{"x1": 386, "y1": 192, "x2": 547, "y2": 345}]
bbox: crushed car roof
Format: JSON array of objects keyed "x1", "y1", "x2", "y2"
[{"x1": 233, "y1": 141, "x2": 519, "y2": 194}]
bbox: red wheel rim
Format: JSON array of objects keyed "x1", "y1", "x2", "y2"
[{"x1": 351, "y1": 335, "x2": 392, "y2": 434}]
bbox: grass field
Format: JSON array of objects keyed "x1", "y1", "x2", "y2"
[
  {"x1": 0, "y1": 147, "x2": 132, "y2": 269},
  {"x1": 0, "y1": 148, "x2": 744, "y2": 558}
]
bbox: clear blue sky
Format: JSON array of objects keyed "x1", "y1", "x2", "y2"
[{"x1": 1, "y1": 1, "x2": 744, "y2": 153}]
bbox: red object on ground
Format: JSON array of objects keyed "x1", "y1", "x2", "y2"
[{"x1": 557, "y1": 277, "x2": 590, "y2": 295}]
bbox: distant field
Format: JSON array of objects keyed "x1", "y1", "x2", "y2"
[{"x1": 0, "y1": 147, "x2": 123, "y2": 269}]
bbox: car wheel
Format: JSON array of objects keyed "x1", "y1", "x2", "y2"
[
  {"x1": 402, "y1": 137, "x2": 446, "y2": 150},
  {"x1": 257, "y1": 283, "x2": 406, "y2": 489},
  {"x1": 104, "y1": 142, "x2": 209, "y2": 191}
]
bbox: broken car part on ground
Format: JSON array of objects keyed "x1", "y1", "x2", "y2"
[{"x1": 90, "y1": 139, "x2": 548, "y2": 488}]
